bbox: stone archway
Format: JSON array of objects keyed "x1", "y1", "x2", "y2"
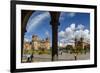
[{"x1": 21, "y1": 10, "x2": 60, "y2": 61}]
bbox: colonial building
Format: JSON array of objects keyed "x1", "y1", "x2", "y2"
[
  {"x1": 74, "y1": 37, "x2": 90, "y2": 50},
  {"x1": 23, "y1": 41, "x2": 31, "y2": 50},
  {"x1": 32, "y1": 35, "x2": 50, "y2": 50},
  {"x1": 23, "y1": 35, "x2": 50, "y2": 51}
]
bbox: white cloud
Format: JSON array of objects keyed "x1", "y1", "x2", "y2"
[
  {"x1": 83, "y1": 29, "x2": 90, "y2": 43},
  {"x1": 75, "y1": 30, "x2": 84, "y2": 40},
  {"x1": 24, "y1": 38, "x2": 31, "y2": 42},
  {"x1": 45, "y1": 31, "x2": 49, "y2": 37},
  {"x1": 26, "y1": 12, "x2": 49, "y2": 33},
  {"x1": 68, "y1": 12, "x2": 76, "y2": 17},
  {"x1": 70, "y1": 23, "x2": 75, "y2": 31},
  {"x1": 59, "y1": 12, "x2": 76, "y2": 21},
  {"x1": 65, "y1": 27, "x2": 72, "y2": 33},
  {"x1": 58, "y1": 31, "x2": 65, "y2": 38},
  {"x1": 58, "y1": 23, "x2": 90, "y2": 47},
  {"x1": 77, "y1": 24, "x2": 84, "y2": 30},
  {"x1": 59, "y1": 23, "x2": 75, "y2": 41}
]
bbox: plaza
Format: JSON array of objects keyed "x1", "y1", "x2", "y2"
[{"x1": 22, "y1": 51, "x2": 90, "y2": 62}]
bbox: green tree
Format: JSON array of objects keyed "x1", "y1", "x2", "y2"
[{"x1": 66, "y1": 45, "x2": 73, "y2": 53}]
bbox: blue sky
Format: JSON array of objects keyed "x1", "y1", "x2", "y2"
[
  {"x1": 59, "y1": 12, "x2": 90, "y2": 31},
  {"x1": 24, "y1": 11, "x2": 90, "y2": 46},
  {"x1": 24, "y1": 11, "x2": 52, "y2": 42}
]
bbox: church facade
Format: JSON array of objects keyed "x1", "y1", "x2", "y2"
[
  {"x1": 23, "y1": 35, "x2": 50, "y2": 50},
  {"x1": 32, "y1": 35, "x2": 50, "y2": 50}
]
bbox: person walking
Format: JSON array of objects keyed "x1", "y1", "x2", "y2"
[{"x1": 30, "y1": 53, "x2": 34, "y2": 62}]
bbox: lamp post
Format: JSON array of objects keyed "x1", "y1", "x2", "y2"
[
  {"x1": 73, "y1": 28, "x2": 78, "y2": 60},
  {"x1": 50, "y1": 12, "x2": 60, "y2": 61}
]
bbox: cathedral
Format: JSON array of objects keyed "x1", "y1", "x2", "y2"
[
  {"x1": 32, "y1": 35, "x2": 50, "y2": 50},
  {"x1": 23, "y1": 35, "x2": 50, "y2": 50},
  {"x1": 74, "y1": 37, "x2": 90, "y2": 50}
]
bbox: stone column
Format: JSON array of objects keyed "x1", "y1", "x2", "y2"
[
  {"x1": 50, "y1": 12, "x2": 60, "y2": 61},
  {"x1": 21, "y1": 10, "x2": 33, "y2": 62}
]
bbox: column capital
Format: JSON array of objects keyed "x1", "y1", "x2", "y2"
[{"x1": 49, "y1": 12, "x2": 60, "y2": 26}]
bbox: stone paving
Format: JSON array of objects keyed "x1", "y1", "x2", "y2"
[{"x1": 28, "y1": 52, "x2": 90, "y2": 62}]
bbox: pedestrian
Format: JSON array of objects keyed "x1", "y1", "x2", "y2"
[
  {"x1": 30, "y1": 53, "x2": 34, "y2": 62},
  {"x1": 60, "y1": 51, "x2": 62, "y2": 55},
  {"x1": 27, "y1": 54, "x2": 31, "y2": 62},
  {"x1": 27, "y1": 57, "x2": 30, "y2": 62},
  {"x1": 74, "y1": 53, "x2": 77, "y2": 60}
]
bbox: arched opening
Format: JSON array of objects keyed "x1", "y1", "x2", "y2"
[
  {"x1": 21, "y1": 10, "x2": 61, "y2": 62},
  {"x1": 58, "y1": 12, "x2": 90, "y2": 60},
  {"x1": 21, "y1": 10, "x2": 62, "y2": 62}
]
